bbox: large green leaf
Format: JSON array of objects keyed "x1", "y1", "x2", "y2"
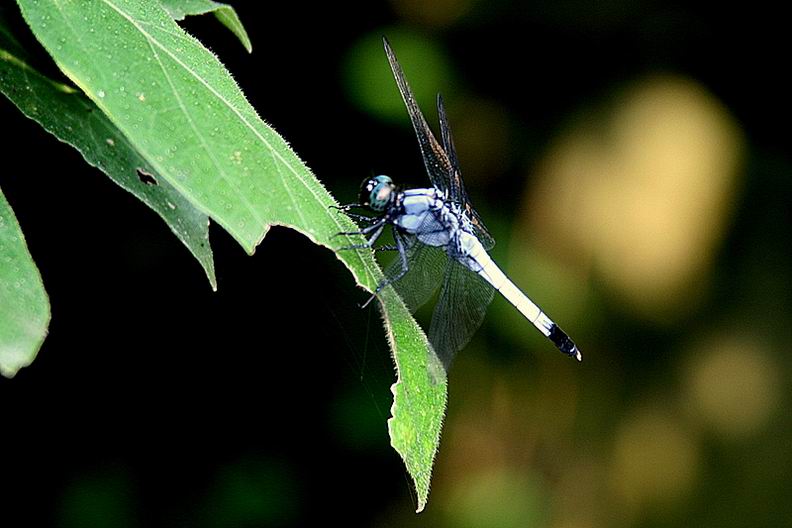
[
  {"x1": 159, "y1": 0, "x2": 252, "y2": 53},
  {"x1": 0, "y1": 186, "x2": 50, "y2": 378},
  {"x1": 0, "y1": 41, "x2": 217, "y2": 290},
  {"x1": 16, "y1": 0, "x2": 445, "y2": 510}
]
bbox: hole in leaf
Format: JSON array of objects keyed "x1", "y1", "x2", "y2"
[{"x1": 136, "y1": 168, "x2": 158, "y2": 186}]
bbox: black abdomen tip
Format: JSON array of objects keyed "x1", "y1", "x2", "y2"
[{"x1": 549, "y1": 324, "x2": 582, "y2": 361}]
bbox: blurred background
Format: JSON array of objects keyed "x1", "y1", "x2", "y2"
[{"x1": 1, "y1": 1, "x2": 790, "y2": 527}]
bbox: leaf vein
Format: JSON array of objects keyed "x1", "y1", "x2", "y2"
[{"x1": 100, "y1": 0, "x2": 378, "y2": 280}]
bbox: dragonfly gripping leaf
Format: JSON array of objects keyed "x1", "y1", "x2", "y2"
[{"x1": 336, "y1": 37, "x2": 582, "y2": 371}]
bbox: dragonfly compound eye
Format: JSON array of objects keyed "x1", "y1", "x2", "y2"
[{"x1": 360, "y1": 175, "x2": 394, "y2": 212}]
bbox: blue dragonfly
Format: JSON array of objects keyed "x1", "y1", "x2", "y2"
[{"x1": 336, "y1": 38, "x2": 581, "y2": 370}]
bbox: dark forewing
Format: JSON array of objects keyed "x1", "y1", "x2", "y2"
[
  {"x1": 428, "y1": 259, "x2": 495, "y2": 371},
  {"x1": 436, "y1": 95, "x2": 496, "y2": 250},
  {"x1": 436, "y1": 94, "x2": 464, "y2": 201},
  {"x1": 383, "y1": 37, "x2": 495, "y2": 251},
  {"x1": 383, "y1": 37, "x2": 454, "y2": 195}
]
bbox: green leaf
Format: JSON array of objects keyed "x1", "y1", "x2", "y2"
[
  {"x1": 0, "y1": 34, "x2": 217, "y2": 290},
  {"x1": 0, "y1": 186, "x2": 50, "y2": 378},
  {"x1": 159, "y1": 0, "x2": 252, "y2": 53},
  {"x1": 17, "y1": 0, "x2": 445, "y2": 510},
  {"x1": 383, "y1": 289, "x2": 448, "y2": 511}
]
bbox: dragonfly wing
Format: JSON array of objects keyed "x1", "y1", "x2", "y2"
[
  {"x1": 428, "y1": 258, "x2": 495, "y2": 371},
  {"x1": 436, "y1": 94, "x2": 464, "y2": 201},
  {"x1": 383, "y1": 37, "x2": 454, "y2": 194},
  {"x1": 384, "y1": 38, "x2": 495, "y2": 250},
  {"x1": 468, "y1": 212, "x2": 496, "y2": 251},
  {"x1": 436, "y1": 94, "x2": 496, "y2": 251},
  {"x1": 383, "y1": 234, "x2": 447, "y2": 313}
]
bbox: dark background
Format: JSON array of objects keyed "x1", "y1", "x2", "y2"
[{"x1": 1, "y1": 1, "x2": 790, "y2": 527}]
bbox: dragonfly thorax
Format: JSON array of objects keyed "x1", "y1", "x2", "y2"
[
  {"x1": 394, "y1": 187, "x2": 464, "y2": 249},
  {"x1": 359, "y1": 175, "x2": 397, "y2": 212}
]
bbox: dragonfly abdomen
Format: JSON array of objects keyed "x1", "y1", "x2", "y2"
[{"x1": 460, "y1": 233, "x2": 582, "y2": 361}]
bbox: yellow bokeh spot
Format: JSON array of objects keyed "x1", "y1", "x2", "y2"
[
  {"x1": 609, "y1": 407, "x2": 699, "y2": 512},
  {"x1": 684, "y1": 332, "x2": 779, "y2": 439},
  {"x1": 527, "y1": 75, "x2": 745, "y2": 321},
  {"x1": 444, "y1": 469, "x2": 547, "y2": 528}
]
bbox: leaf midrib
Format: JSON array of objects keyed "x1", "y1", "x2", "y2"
[{"x1": 83, "y1": 0, "x2": 377, "y2": 286}]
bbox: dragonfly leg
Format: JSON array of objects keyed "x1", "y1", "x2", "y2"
[
  {"x1": 337, "y1": 222, "x2": 386, "y2": 251},
  {"x1": 340, "y1": 240, "x2": 395, "y2": 256},
  {"x1": 330, "y1": 203, "x2": 363, "y2": 212},
  {"x1": 361, "y1": 230, "x2": 409, "y2": 308},
  {"x1": 342, "y1": 212, "x2": 380, "y2": 224},
  {"x1": 333, "y1": 220, "x2": 383, "y2": 238},
  {"x1": 331, "y1": 203, "x2": 381, "y2": 227}
]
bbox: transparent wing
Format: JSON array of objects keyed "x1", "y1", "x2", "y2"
[
  {"x1": 428, "y1": 258, "x2": 495, "y2": 371},
  {"x1": 436, "y1": 95, "x2": 496, "y2": 251},
  {"x1": 383, "y1": 233, "x2": 447, "y2": 313},
  {"x1": 383, "y1": 37, "x2": 454, "y2": 195}
]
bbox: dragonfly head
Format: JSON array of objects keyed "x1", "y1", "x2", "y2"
[{"x1": 359, "y1": 175, "x2": 396, "y2": 212}]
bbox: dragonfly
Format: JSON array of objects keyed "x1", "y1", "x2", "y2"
[{"x1": 335, "y1": 37, "x2": 581, "y2": 370}]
